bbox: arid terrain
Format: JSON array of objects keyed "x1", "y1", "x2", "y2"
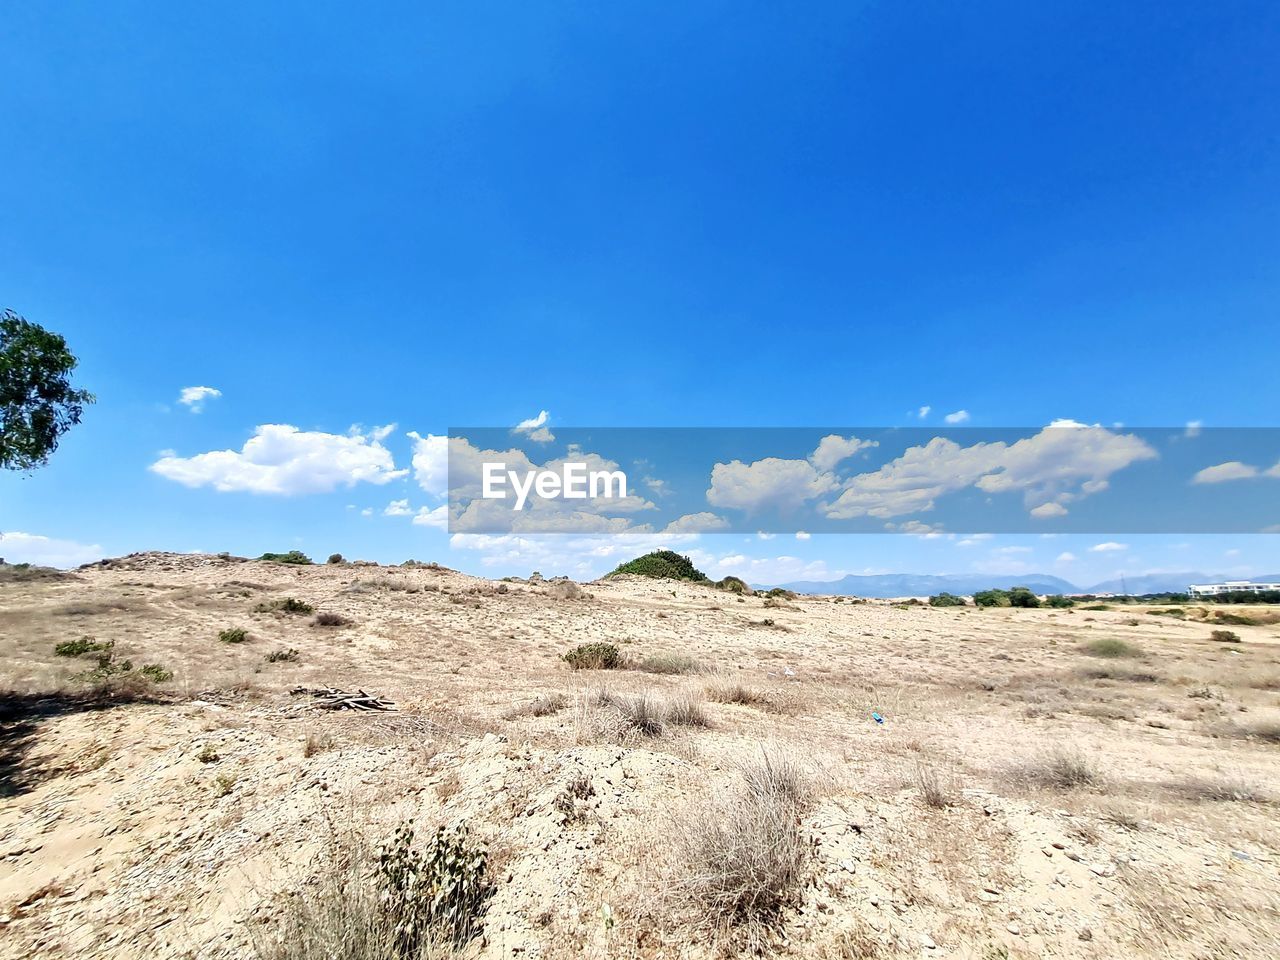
[{"x1": 2, "y1": 553, "x2": 1279, "y2": 959}]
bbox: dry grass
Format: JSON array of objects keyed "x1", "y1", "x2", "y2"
[
  {"x1": 913, "y1": 760, "x2": 961, "y2": 809},
  {"x1": 663, "y1": 749, "x2": 813, "y2": 950},
  {"x1": 633, "y1": 653, "x2": 701, "y2": 675},
  {"x1": 1166, "y1": 773, "x2": 1270, "y2": 804},
  {"x1": 504, "y1": 693, "x2": 569, "y2": 719},
  {"x1": 1081, "y1": 638, "x2": 1142, "y2": 658},
  {"x1": 1013, "y1": 746, "x2": 1102, "y2": 790}
]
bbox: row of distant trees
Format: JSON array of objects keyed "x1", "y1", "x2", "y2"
[{"x1": 930, "y1": 588, "x2": 1280, "y2": 607}]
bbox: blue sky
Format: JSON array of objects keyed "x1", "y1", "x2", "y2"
[{"x1": 2, "y1": 3, "x2": 1278, "y2": 584}]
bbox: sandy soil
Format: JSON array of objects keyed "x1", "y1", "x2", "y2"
[{"x1": 2, "y1": 552, "x2": 1278, "y2": 958}]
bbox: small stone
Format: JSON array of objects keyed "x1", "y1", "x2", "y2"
[
  {"x1": 920, "y1": 933, "x2": 937, "y2": 949},
  {"x1": 1078, "y1": 927, "x2": 1093, "y2": 942},
  {"x1": 1007, "y1": 923, "x2": 1021, "y2": 935}
]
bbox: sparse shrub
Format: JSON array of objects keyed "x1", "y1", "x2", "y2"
[
  {"x1": 259, "y1": 550, "x2": 313, "y2": 564},
  {"x1": 312, "y1": 612, "x2": 350, "y2": 627},
  {"x1": 1019, "y1": 747, "x2": 1101, "y2": 789},
  {"x1": 1169, "y1": 774, "x2": 1268, "y2": 803},
  {"x1": 55, "y1": 636, "x2": 111, "y2": 657},
  {"x1": 1082, "y1": 637, "x2": 1141, "y2": 658},
  {"x1": 219, "y1": 626, "x2": 249, "y2": 644},
  {"x1": 609, "y1": 550, "x2": 709, "y2": 582},
  {"x1": 1210, "y1": 629, "x2": 1241, "y2": 643},
  {"x1": 763, "y1": 587, "x2": 796, "y2": 600},
  {"x1": 973, "y1": 589, "x2": 1012, "y2": 608},
  {"x1": 635, "y1": 653, "x2": 700, "y2": 675},
  {"x1": 327, "y1": 553, "x2": 344, "y2": 564},
  {"x1": 505, "y1": 693, "x2": 569, "y2": 719},
  {"x1": 546, "y1": 580, "x2": 583, "y2": 600},
  {"x1": 562, "y1": 642, "x2": 622, "y2": 670},
  {"x1": 716, "y1": 576, "x2": 752, "y2": 595},
  {"x1": 1081, "y1": 603, "x2": 1113, "y2": 611},
  {"x1": 256, "y1": 597, "x2": 314, "y2": 615},
  {"x1": 73, "y1": 648, "x2": 133, "y2": 683},
  {"x1": 376, "y1": 823, "x2": 494, "y2": 949},
  {"x1": 303, "y1": 731, "x2": 335, "y2": 757},
  {"x1": 197, "y1": 744, "x2": 220, "y2": 763},
  {"x1": 929, "y1": 592, "x2": 966, "y2": 607},
  {"x1": 1045, "y1": 594, "x2": 1076, "y2": 608},
  {"x1": 139, "y1": 663, "x2": 173, "y2": 683},
  {"x1": 663, "y1": 691, "x2": 710, "y2": 728},
  {"x1": 212, "y1": 773, "x2": 236, "y2": 797},
  {"x1": 265, "y1": 648, "x2": 300, "y2": 663},
  {"x1": 914, "y1": 760, "x2": 961, "y2": 808},
  {"x1": 667, "y1": 750, "x2": 811, "y2": 946}
]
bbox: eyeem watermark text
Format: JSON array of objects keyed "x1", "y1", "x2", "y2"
[{"x1": 481, "y1": 462, "x2": 628, "y2": 510}]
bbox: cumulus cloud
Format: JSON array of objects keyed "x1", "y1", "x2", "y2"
[
  {"x1": 513, "y1": 409, "x2": 555, "y2": 443},
  {"x1": 1192, "y1": 461, "x2": 1260, "y2": 484},
  {"x1": 178, "y1": 386, "x2": 221, "y2": 413},
  {"x1": 809, "y1": 435, "x2": 878, "y2": 472},
  {"x1": 917, "y1": 405, "x2": 931, "y2": 419},
  {"x1": 822, "y1": 422, "x2": 1156, "y2": 520},
  {"x1": 0, "y1": 531, "x2": 105, "y2": 568},
  {"x1": 1056, "y1": 551, "x2": 1077, "y2": 564},
  {"x1": 1089, "y1": 541, "x2": 1128, "y2": 552},
  {"x1": 448, "y1": 531, "x2": 700, "y2": 579},
  {"x1": 943, "y1": 409, "x2": 970, "y2": 424},
  {"x1": 707, "y1": 457, "x2": 838, "y2": 513},
  {"x1": 412, "y1": 505, "x2": 449, "y2": 529},
  {"x1": 663, "y1": 512, "x2": 730, "y2": 534},
  {"x1": 1030, "y1": 501, "x2": 1069, "y2": 518},
  {"x1": 384, "y1": 499, "x2": 413, "y2": 517},
  {"x1": 407, "y1": 432, "x2": 450, "y2": 497},
  {"x1": 150, "y1": 424, "x2": 407, "y2": 494},
  {"x1": 795, "y1": 531, "x2": 811, "y2": 540}
]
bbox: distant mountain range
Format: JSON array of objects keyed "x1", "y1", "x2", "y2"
[{"x1": 768, "y1": 572, "x2": 1280, "y2": 598}]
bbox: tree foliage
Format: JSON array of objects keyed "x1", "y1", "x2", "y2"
[
  {"x1": 609, "y1": 550, "x2": 709, "y2": 582},
  {"x1": 1, "y1": 310, "x2": 94, "y2": 470}
]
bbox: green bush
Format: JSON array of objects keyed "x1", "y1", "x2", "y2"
[
  {"x1": 1045, "y1": 595, "x2": 1076, "y2": 608},
  {"x1": 929, "y1": 592, "x2": 966, "y2": 607},
  {"x1": 265, "y1": 648, "x2": 301, "y2": 663},
  {"x1": 1007, "y1": 587, "x2": 1041, "y2": 608},
  {"x1": 1210, "y1": 629, "x2": 1242, "y2": 643},
  {"x1": 715, "y1": 575, "x2": 752, "y2": 594},
  {"x1": 256, "y1": 597, "x2": 314, "y2": 615},
  {"x1": 55, "y1": 636, "x2": 111, "y2": 657},
  {"x1": 376, "y1": 823, "x2": 494, "y2": 949},
  {"x1": 259, "y1": 550, "x2": 313, "y2": 565},
  {"x1": 1082, "y1": 637, "x2": 1141, "y2": 658},
  {"x1": 562, "y1": 642, "x2": 622, "y2": 670},
  {"x1": 973, "y1": 589, "x2": 1012, "y2": 608},
  {"x1": 140, "y1": 663, "x2": 174, "y2": 683},
  {"x1": 764, "y1": 587, "x2": 797, "y2": 599},
  {"x1": 219, "y1": 627, "x2": 249, "y2": 644},
  {"x1": 327, "y1": 553, "x2": 344, "y2": 564},
  {"x1": 609, "y1": 550, "x2": 709, "y2": 582}
]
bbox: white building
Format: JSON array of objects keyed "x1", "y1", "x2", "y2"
[{"x1": 1187, "y1": 581, "x2": 1280, "y2": 598}]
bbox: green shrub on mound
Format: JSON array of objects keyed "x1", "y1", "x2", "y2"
[
  {"x1": 609, "y1": 550, "x2": 709, "y2": 582},
  {"x1": 715, "y1": 575, "x2": 752, "y2": 595},
  {"x1": 259, "y1": 550, "x2": 313, "y2": 565},
  {"x1": 929, "y1": 592, "x2": 966, "y2": 607},
  {"x1": 562, "y1": 642, "x2": 622, "y2": 670}
]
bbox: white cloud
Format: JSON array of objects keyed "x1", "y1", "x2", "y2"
[
  {"x1": 943, "y1": 409, "x2": 970, "y2": 424},
  {"x1": 360, "y1": 507, "x2": 374, "y2": 517},
  {"x1": 795, "y1": 531, "x2": 811, "y2": 540},
  {"x1": 917, "y1": 405, "x2": 931, "y2": 419},
  {"x1": 1030, "y1": 501, "x2": 1069, "y2": 518},
  {"x1": 643, "y1": 476, "x2": 672, "y2": 497},
  {"x1": 448, "y1": 531, "x2": 700, "y2": 579},
  {"x1": 412, "y1": 505, "x2": 449, "y2": 530},
  {"x1": 513, "y1": 410, "x2": 555, "y2": 443},
  {"x1": 177, "y1": 386, "x2": 221, "y2": 413},
  {"x1": 1089, "y1": 542, "x2": 1128, "y2": 553},
  {"x1": 757, "y1": 532, "x2": 776, "y2": 540},
  {"x1": 1055, "y1": 551, "x2": 1077, "y2": 564},
  {"x1": 0, "y1": 531, "x2": 106, "y2": 569},
  {"x1": 994, "y1": 545, "x2": 1032, "y2": 554},
  {"x1": 823, "y1": 422, "x2": 1156, "y2": 520},
  {"x1": 663, "y1": 512, "x2": 730, "y2": 534},
  {"x1": 1184, "y1": 420, "x2": 1203, "y2": 439},
  {"x1": 956, "y1": 534, "x2": 993, "y2": 547},
  {"x1": 384, "y1": 499, "x2": 413, "y2": 517},
  {"x1": 1192, "y1": 461, "x2": 1260, "y2": 484},
  {"x1": 810, "y1": 435, "x2": 878, "y2": 472},
  {"x1": 407, "y1": 432, "x2": 450, "y2": 497},
  {"x1": 150, "y1": 424, "x2": 407, "y2": 495},
  {"x1": 707, "y1": 457, "x2": 837, "y2": 513}
]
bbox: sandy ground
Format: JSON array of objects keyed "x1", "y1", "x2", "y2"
[{"x1": 2, "y1": 552, "x2": 1279, "y2": 959}]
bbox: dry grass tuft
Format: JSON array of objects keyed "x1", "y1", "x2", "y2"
[
  {"x1": 913, "y1": 760, "x2": 962, "y2": 809},
  {"x1": 1081, "y1": 638, "x2": 1142, "y2": 658},
  {"x1": 664, "y1": 748, "x2": 813, "y2": 950},
  {"x1": 1014, "y1": 746, "x2": 1102, "y2": 790},
  {"x1": 504, "y1": 693, "x2": 569, "y2": 719},
  {"x1": 633, "y1": 653, "x2": 701, "y2": 675},
  {"x1": 1166, "y1": 773, "x2": 1269, "y2": 804}
]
